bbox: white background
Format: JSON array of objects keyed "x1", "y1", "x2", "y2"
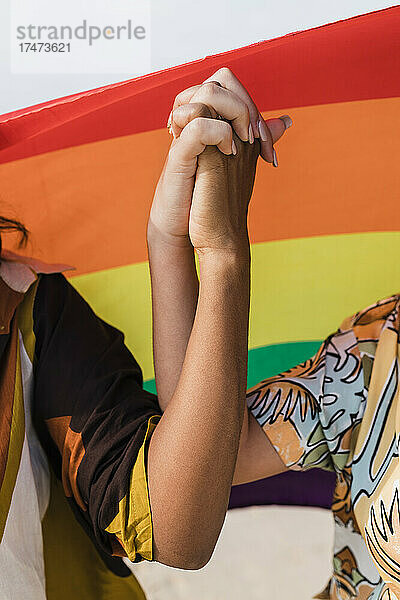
[
  {"x1": 0, "y1": 0, "x2": 397, "y2": 114},
  {"x1": 10, "y1": 0, "x2": 151, "y2": 75}
]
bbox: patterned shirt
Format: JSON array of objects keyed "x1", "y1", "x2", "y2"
[{"x1": 247, "y1": 294, "x2": 400, "y2": 600}]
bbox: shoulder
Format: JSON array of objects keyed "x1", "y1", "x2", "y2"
[
  {"x1": 32, "y1": 272, "x2": 145, "y2": 383},
  {"x1": 32, "y1": 272, "x2": 126, "y2": 350},
  {"x1": 339, "y1": 293, "x2": 400, "y2": 341},
  {"x1": 33, "y1": 272, "x2": 87, "y2": 338},
  {"x1": 34, "y1": 272, "x2": 77, "y2": 311},
  {"x1": 34, "y1": 272, "x2": 103, "y2": 328}
]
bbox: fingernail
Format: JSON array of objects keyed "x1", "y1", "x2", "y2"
[
  {"x1": 248, "y1": 122, "x2": 254, "y2": 144},
  {"x1": 167, "y1": 110, "x2": 172, "y2": 128},
  {"x1": 258, "y1": 117, "x2": 269, "y2": 142},
  {"x1": 272, "y1": 148, "x2": 278, "y2": 167},
  {"x1": 279, "y1": 115, "x2": 293, "y2": 130},
  {"x1": 232, "y1": 140, "x2": 237, "y2": 155},
  {"x1": 253, "y1": 120, "x2": 260, "y2": 138}
]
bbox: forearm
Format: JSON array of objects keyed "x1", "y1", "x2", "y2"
[
  {"x1": 147, "y1": 221, "x2": 199, "y2": 410},
  {"x1": 147, "y1": 248, "x2": 250, "y2": 569},
  {"x1": 148, "y1": 221, "x2": 259, "y2": 478},
  {"x1": 233, "y1": 411, "x2": 288, "y2": 485},
  {"x1": 147, "y1": 222, "x2": 283, "y2": 493}
]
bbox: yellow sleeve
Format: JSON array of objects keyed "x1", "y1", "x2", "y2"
[{"x1": 105, "y1": 415, "x2": 160, "y2": 562}]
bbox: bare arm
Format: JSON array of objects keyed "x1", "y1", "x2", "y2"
[
  {"x1": 147, "y1": 229, "x2": 198, "y2": 410},
  {"x1": 149, "y1": 71, "x2": 292, "y2": 506},
  {"x1": 148, "y1": 246, "x2": 250, "y2": 569},
  {"x1": 147, "y1": 224, "x2": 287, "y2": 490},
  {"x1": 146, "y1": 106, "x2": 256, "y2": 569},
  {"x1": 149, "y1": 67, "x2": 291, "y2": 411}
]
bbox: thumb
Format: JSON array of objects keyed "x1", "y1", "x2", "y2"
[
  {"x1": 265, "y1": 115, "x2": 293, "y2": 144},
  {"x1": 258, "y1": 114, "x2": 293, "y2": 165}
]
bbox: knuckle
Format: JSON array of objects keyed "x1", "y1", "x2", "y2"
[
  {"x1": 221, "y1": 120, "x2": 232, "y2": 135},
  {"x1": 174, "y1": 85, "x2": 197, "y2": 107},
  {"x1": 193, "y1": 102, "x2": 212, "y2": 118},
  {"x1": 238, "y1": 102, "x2": 250, "y2": 120},
  {"x1": 170, "y1": 105, "x2": 179, "y2": 119},
  {"x1": 173, "y1": 104, "x2": 192, "y2": 121},
  {"x1": 215, "y1": 66, "x2": 233, "y2": 80},
  {"x1": 200, "y1": 81, "x2": 219, "y2": 98},
  {"x1": 174, "y1": 90, "x2": 185, "y2": 106},
  {"x1": 188, "y1": 116, "x2": 207, "y2": 135}
]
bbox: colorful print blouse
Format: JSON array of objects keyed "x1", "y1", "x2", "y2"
[{"x1": 247, "y1": 294, "x2": 400, "y2": 600}]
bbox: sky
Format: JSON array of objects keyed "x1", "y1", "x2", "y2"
[{"x1": 0, "y1": 0, "x2": 397, "y2": 114}]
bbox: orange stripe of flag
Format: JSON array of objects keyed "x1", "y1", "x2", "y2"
[{"x1": 1, "y1": 97, "x2": 398, "y2": 276}]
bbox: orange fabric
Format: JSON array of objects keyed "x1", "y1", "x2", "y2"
[
  {"x1": 46, "y1": 416, "x2": 86, "y2": 511},
  {"x1": 0, "y1": 97, "x2": 397, "y2": 276}
]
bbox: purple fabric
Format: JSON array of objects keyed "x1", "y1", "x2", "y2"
[{"x1": 229, "y1": 469, "x2": 336, "y2": 510}]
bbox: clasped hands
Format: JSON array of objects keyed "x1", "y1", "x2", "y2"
[{"x1": 148, "y1": 67, "x2": 293, "y2": 258}]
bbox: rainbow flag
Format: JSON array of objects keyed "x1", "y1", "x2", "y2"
[{"x1": 0, "y1": 6, "x2": 399, "y2": 506}]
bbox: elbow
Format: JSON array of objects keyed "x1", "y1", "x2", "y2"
[
  {"x1": 173, "y1": 549, "x2": 213, "y2": 571},
  {"x1": 155, "y1": 540, "x2": 214, "y2": 571}
]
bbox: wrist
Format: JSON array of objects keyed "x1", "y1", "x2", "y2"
[
  {"x1": 197, "y1": 243, "x2": 250, "y2": 278},
  {"x1": 147, "y1": 218, "x2": 193, "y2": 251},
  {"x1": 196, "y1": 239, "x2": 250, "y2": 266}
]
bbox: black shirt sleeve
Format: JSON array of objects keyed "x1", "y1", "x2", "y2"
[{"x1": 32, "y1": 273, "x2": 161, "y2": 564}]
